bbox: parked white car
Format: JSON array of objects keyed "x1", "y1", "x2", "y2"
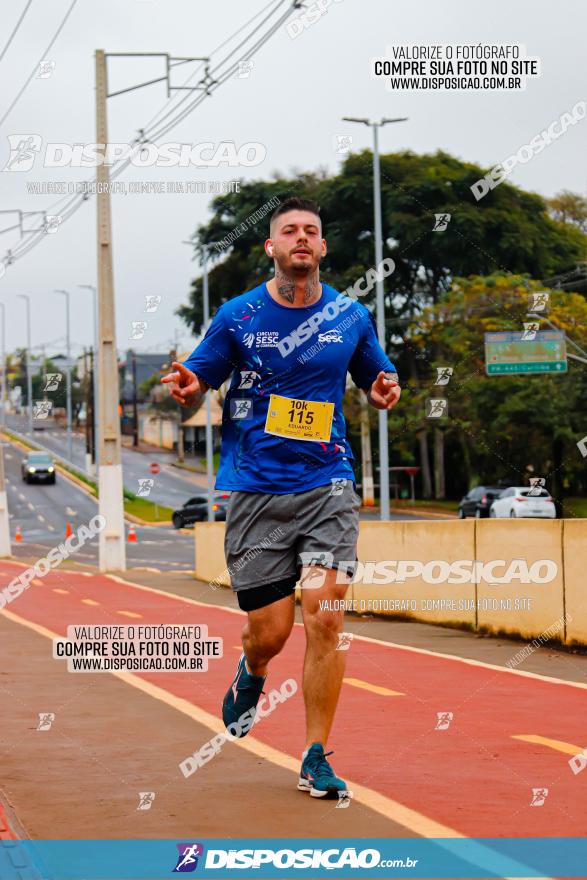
[{"x1": 489, "y1": 486, "x2": 556, "y2": 519}]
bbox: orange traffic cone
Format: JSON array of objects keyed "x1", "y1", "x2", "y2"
[
  {"x1": 127, "y1": 525, "x2": 137, "y2": 543},
  {"x1": 65, "y1": 521, "x2": 73, "y2": 539},
  {"x1": 15, "y1": 525, "x2": 22, "y2": 542}
]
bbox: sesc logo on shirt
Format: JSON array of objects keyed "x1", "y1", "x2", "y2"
[
  {"x1": 254, "y1": 330, "x2": 279, "y2": 348},
  {"x1": 318, "y1": 330, "x2": 343, "y2": 344}
]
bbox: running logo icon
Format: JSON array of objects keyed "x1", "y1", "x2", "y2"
[
  {"x1": 3, "y1": 134, "x2": 42, "y2": 171},
  {"x1": 432, "y1": 213, "x2": 451, "y2": 232},
  {"x1": 173, "y1": 843, "x2": 204, "y2": 872},
  {"x1": 33, "y1": 400, "x2": 53, "y2": 419},
  {"x1": 37, "y1": 712, "x2": 55, "y2": 731},
  {"x1": 230, "y1": 399, "x2": 253, "y2": 420},
  {"x1": 136, "y1": 792, "x2": 155, "y2": 811},
  {"x1": 530, "y1": 788, "x2": 548, "y2": 807},
  {"x1": 44, "y1": 372, "x2": 62, "y2": 391},
  {"x1": 434, "y1": 367, "x2": 453, "y2": 386},
  {"x1": 435, "y1": 711, "x2": 453, "y2": 730}
]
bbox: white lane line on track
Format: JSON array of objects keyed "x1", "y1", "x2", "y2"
[
  {"x1": 103, "y1": 573, "x2": 587, "y2": 691},
  {"x1": 0, "y1": 606, "x2": 556, "y2": 878}
]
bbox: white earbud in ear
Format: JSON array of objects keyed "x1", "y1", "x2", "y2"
[{"x1": 268, "y1": 245, "x2": 274, "y2": 256}]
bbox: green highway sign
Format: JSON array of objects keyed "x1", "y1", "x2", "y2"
[{"x1": 485, "y1": 330, "x2": 568, "y2": 375}]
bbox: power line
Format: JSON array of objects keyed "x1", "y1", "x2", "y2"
[
  {"x1": 0, "y1": 0, "x2": 79, "y2": 128},
  {"x1": 0, "y1": 0, "x2": 35, "y2": 63},
  {"x1": 1, "y1": 1, "x2": 297, "y2": 269},
  {"x1": 140, "y1": 0, "x2": 280, "y2": 136}
]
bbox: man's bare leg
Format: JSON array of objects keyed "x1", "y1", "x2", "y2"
[
  {"x1": 242, "y1": 592, "x2": 295, "y2": 676},
  {"x1": 300, "y1": 566, "x2": 350, "y2": 747}
]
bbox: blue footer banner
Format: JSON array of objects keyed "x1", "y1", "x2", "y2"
[{"x1": 0, "y1": 838, "x2": 585, "y2": 879}]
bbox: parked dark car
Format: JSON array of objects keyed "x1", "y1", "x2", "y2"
[
  {"x1": 458, "y1": 485, "x2": 502, "y2": 519},
  {"x1": 21, "y1": 451, "x2": 56, "y2": 484},
  {"x1": 172, "y1": 494, "x2": 230, "y2": 529}
]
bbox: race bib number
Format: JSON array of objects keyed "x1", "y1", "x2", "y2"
[{"x1": 264, "y1": 394, "x2": 334, "y2": 442}]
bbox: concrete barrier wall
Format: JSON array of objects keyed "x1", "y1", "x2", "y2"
[
  {"x1": 194, "y1": 523, "x2": 230, "y2": 587},
  {"x1": 475, "y1": 519, "x2": 564, "y2": 640},
  {"x1": 563, "y1": 520, "x2": 587, "y2": 645},
  {"x1": 355, "y1": 521, "x2": 476, "y2": 628},
  {"x1": 194, "y1": 519, "x2": 587, "y2": 646}
]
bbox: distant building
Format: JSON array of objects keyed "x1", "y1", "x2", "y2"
[{"x1": 120, "y1": 351, "x2": 169, "y2": 403}]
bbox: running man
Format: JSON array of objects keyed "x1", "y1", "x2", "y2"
[{"x1": 162, "y1": 197, "x2": 400, "y2": 798}]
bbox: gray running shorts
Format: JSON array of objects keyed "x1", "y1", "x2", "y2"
[{"x1": 224, "y1": 481, "x2": 360, "y2": 592}]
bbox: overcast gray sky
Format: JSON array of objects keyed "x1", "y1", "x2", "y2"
[{"x1": 1, "y1": 0, "x2": 585, "y2": 360}]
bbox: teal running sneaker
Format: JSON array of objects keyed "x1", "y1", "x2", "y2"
[
  {"x1": 298, "y1": 742, "x2": 348, "y2": 798},
  {"x1": 222, "y1": 653, "x2": 265, "y2": 738}
]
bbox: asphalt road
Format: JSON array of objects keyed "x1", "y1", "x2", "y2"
[
  {"x1": 2, "y1": 440, "x2": 196, "y2": 571},
  {"x1": 6, "y1": 413, "x2": 208, "y2": 508},
  {"x1": 6, "y1": 415, "x2": 446, "y2": 525}
]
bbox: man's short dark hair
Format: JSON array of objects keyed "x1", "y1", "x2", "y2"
[{"x1": 270, "y1": 197, "x2": 321, "y2": 231}]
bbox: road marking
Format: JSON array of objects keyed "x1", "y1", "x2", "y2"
[
  {"x1": 65, "y1": 507, "x2": 77, "y2": 517},
  {"x1": 117, "y1": 610, "x2": 142, "y2": 619},
  {"x1": 18, "y1": 493, "x2": 25, "y2": 501},
  {"x1": 103, "y1": 573, "x2": 587, "y2": 691},
  {"x1": 32, "y1": 579, "x2": 44, "y2": 587},
  {"x1": 37, "y1": 515, "x2": 46, "y2": 523},
  {"x1": 344, "y1": 677, "x2": 404, "y2": 696},
  {"x1": 129, "y1": 567, "x2": 162, "y2": 574},
  {"x1": 82, "y1": 598, "x2": 100, "y2": 607},
  {"x1": 512, "y1": 734, "x2": 585, "y2": 756},
  {"x1": 47, "y1": 524, "x2": 56, "y2": 532},
  {"x1": 0, "y1": 606, "x2": 556, "y2": 877},
  {"x1": 52, "y1": 588, "x2": 69, "y2": 595},
  {"x1": 26, "y1": 502, "x2": 34, "y2": 511}
]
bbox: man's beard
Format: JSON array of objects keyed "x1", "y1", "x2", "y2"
[{"x1": 275, "y1": 247, "x2": 321, "y2": 276}]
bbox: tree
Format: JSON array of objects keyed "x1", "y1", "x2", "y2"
[
  {"x1": 403, "y1": 273, "x2": 587, "y2": 500},
  {"x1": 178, "y1": 151, "x2": 585, "y2": 342},
  {"x1": 548, "y1": 190, "x2": 587, "y2": 232},
  {"x1": 177, "y1": 153, "x2": 586, "y2": 501}
]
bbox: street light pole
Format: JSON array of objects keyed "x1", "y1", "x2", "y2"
[
  {"x1": 201, "y1": 246, "x2": 214, "y2": 523},
  {"x1": 79, "y1": 284, "x2": 99, "y2": 474},
  {"x1": 17, "y1": 294, "x2": 33, "y2": 436},
  {"x1": 342, "y1": 116, "x2": 408, "y2": 520},
  {"x1": 54, "y1": 289, "x2": 73, "y2": 463},
  {"x1": 0, "y1": 302, "x2": 6, "y2": 427},
  {"x1": 0, "y1": 436, "x2": 10, "y2": 557},
  {"x1": 0, "y1": 301, "x2": 10, "y2": 556}
]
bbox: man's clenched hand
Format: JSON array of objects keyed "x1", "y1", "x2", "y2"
[
  {"x1": 367, "y1": 371, "x2": 401, "y2": 410},
  {"x1": 161, "y1": 361, "x2": 209, "y2": 407}
]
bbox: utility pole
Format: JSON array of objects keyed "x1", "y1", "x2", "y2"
[
  {"x1": 79, "y1": 284, "x2": 99, "y2": 473},
  {"x1": 182, "y1": 237, "x2": 216, "y2": 520},
  {"x1": 131, "y1": 352, "x2": 139, "y2": 447},
  {"x1": 96, "y1": 49, "x2": 126, "y2": 571},
  {"x1": 54, "y1": 289, "x2": 73, "y2": 463},
  {"x1": 17, "y1": 294, "x2": 33, "y2": 436},
  {"x1": 83, "y1": 348, "x2": 95, "y2": 473},
  {"x1": 0, "y1": 302, "x2": 6, "y2": 427},
  {"x1": 88, "y1": 346, "x2": 95, "y2": 470},
  {"x1": 201, "y1": 246, "x2": 215, "y2": 523},
  {"x1": 342, "y1": 116, "x2": 408, "y2": 520}
]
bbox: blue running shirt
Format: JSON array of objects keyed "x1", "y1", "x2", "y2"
[{"x1": 183, "y1": 282, "x2": 396, "y2": 493}]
